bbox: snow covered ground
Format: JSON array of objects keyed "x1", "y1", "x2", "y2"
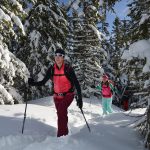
[{"x1": 0, "y1": 96, "x2": 147, "y2": 150}]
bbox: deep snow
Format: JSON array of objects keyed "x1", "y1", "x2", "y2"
[{"x1": 0, "y1": 96, "x2": 146, "y2": 150}]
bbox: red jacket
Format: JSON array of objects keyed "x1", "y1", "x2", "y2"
[
  {"x1": 29, "y1": 63, "x2": 82, "y2": 99},
  {"x1": 53, "y1": 63, "x2": 72, "y2": 93}
]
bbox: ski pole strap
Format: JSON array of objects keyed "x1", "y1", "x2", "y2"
[{"x1": 80, "y1": 108, "x2": 91, "y2": 132}]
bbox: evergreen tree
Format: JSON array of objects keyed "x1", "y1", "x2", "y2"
[
  {"x1": 121, "y1": 39, "x2": 150, "y2": 148},
  {"x1": 109, "y1": 17, "x2": 130, "y2": 80},
  {"x1": 119, "y1": 0, "x2": 150, "y2": 108},
  {"x1": 16, "y1": 0, "x2": 68, "y2": 99},
  {"x1": 0, "y1": 0, "x2": 29, "y2": 50},
  {"x1": 0, "y1": 0, "x2": 30, "y2": 104},
  {"x1": 117, "y1": 1, "x2": 150, "y2": 147},
  {"x1": 66, "y1": 0, "x2": 107, "y2": 97},
  {"x1": 127, "y1": 0, "x2": 150, "y2": 42},
  {"x1": 95, "y1": 0, "x2": 123, "y2": 80},
  {"x1": 111, "y1": 0, "x2": 150, "y2": 104}
]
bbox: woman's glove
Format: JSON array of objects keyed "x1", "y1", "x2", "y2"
[{"x1": 76, "y1": 95, "x2": 83, "y2": 109}]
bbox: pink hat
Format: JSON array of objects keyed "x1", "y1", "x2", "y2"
[{"x1": 102, "y1": 74, "x2": 109, "y2": 79}]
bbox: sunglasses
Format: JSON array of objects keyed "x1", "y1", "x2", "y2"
[{"x1": 55, "y1": 53, "x2": 64, "y2": 57}]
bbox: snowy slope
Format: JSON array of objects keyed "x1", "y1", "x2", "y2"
[{"x1": 0, "y1": 96, "x2": 146, "y2": 150}]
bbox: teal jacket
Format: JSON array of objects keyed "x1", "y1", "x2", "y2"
[
  {"x1": 96, "y1": 82, "x2": 114, "y2": 92},
  {"x1": 96, "y1": 81, "x2": 119, "y2": 97}
]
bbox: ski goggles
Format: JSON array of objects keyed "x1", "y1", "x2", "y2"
[{"x1": 55, "y1": 53, "x2": 64, "y2": 57}]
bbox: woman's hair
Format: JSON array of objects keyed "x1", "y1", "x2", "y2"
[{"x1": 102, "y1": 80, "x2": 109, "y2": 87}]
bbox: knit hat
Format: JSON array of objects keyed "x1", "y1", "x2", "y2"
[{"x1": 55, "y1": 49, "x2": 65, "y2": 56}]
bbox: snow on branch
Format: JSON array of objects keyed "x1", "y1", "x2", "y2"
[{"x1": 122, "y1": 39, "x2": 150, "y2": 73}]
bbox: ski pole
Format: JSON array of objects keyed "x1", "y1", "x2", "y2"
[
  {"x1": 22, "y1": 85, "x2": 29, "y2": 134},
  {"x1": 22, "y1": 100, "x2": 28, "y2": 134},
  {"x1": 75, "y1": 95, "x2": 91, "y2": 132},
  {"x1": 80, "y1": 108, "x2": 91, "y2": 132}
]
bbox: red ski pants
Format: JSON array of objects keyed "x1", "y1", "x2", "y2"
[{"x1": 54, "y1": 93, "x2": 74, "y2": 137}]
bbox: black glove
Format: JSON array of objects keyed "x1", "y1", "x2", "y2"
[
  {"x1": 28, "y1": 78, "x2": 35, "y2": 86},
  {"x1": 91, "y1": 85, "x2": 95, "y2": 88},
  {"x1": 76, "y1": 95, "x2": 83, "y2": 109}
]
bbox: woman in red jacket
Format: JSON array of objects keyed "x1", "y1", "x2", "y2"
[{"x1": 28, "y1": 49, "x2": 83, "y2": 137}]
